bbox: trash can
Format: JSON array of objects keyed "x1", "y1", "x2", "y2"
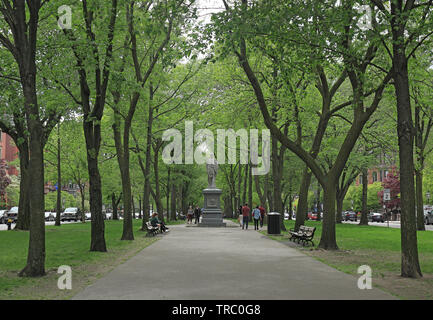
[{"x1": 267, "y1": 212, "x2": 281, "y2": 235}]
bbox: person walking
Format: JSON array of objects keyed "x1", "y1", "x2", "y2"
[
  {"x1": 187, "y1": 205, "x2": 194, "y2": 224},
  {"x1": 194, "y1": 205, "x2": 201, "y2": 224},
  {"x1": 259, "y1": 205, "x2": 266, "y2": 229},
  {"x1": 242, "y1": 203, "x2": 250, "y2": 230},
  {"x1": 237, "y1": 205, "x2": 243, "y2": 227},
  {"x1": 253, "y1": 205, "x2": 261, "y2": 230}
]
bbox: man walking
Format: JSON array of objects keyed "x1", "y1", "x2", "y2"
[
  {"x1": 259, "y1": 205, "x2": 266, "y2": 229},
  {"x1": 253, "y1": 205, "x2": 261, "y2": 230},
  {"x1": 242, "y1": 203, "x2": 250, "y2": 230},
  {"x1": 194, "y1": 205, "x2": 201, "y2": 224}
]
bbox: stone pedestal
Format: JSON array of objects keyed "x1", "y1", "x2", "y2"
[{"x1": 199, "y1": 188, "x2": 226, "y2": 227}]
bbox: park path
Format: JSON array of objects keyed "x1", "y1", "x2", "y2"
[{"x1": 73, "y1": 221, "x2": 395, "y2": 300}]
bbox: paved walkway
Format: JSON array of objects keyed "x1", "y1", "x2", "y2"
[{"x1": 73, "y1": 221, "x2": 395, "y2": 300}]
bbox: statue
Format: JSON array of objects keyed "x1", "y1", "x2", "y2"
[{"x1": 206, "y1": 156, "x2": 218, "y2": 188}]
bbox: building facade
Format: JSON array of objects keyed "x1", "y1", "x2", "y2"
[{"x1": 0, "y1": 131, "x2": 19, "y2": 176}]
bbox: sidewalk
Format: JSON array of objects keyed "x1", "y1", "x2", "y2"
[{"x1": 73, "y1": 221, "x2": 396, "y2": 300}]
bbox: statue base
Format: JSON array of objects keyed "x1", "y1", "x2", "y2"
[{"x1": 199, "y1": 188, "x2": 226, "y2": 227}]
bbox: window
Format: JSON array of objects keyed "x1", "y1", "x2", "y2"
[{"x1": 372, "y1": 171, "x2": 377, "y2": 182}]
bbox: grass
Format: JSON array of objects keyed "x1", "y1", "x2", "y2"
[
  {"x1": 0, "y1": 218, "x2": 180, "y2": 299},
  {"x1": 260, "y1": 219, "x2": 433, "y2": 299}
]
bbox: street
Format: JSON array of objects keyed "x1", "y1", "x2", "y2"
[
  {"x1": 342, "y1": 220, "x2": 433, "y2": 231},
  {"x1": 0, "y1": 220, "x2": 81, "y2": 231}
]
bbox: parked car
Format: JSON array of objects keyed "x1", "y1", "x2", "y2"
[
  {"x1": 105, "y1": 212, "x2": 113, "y2": 220},
  {"x1": 0, "y1": 210, "x2": 7, "y2": 224},
  {"x1": 45, "y1": 212, "x2": 55, "y2": 222},
  {"x1": 308, "y1": 212, "x2": 318, "y2": 220},
  {"x1": 5, "y1": 207, "x2": 19, "y2": 223},
  {"x1": 85, "y1": 212, "x2": 91, "y2": 221},
  {"x1": 425, "y1": 211, "x2": 433, "y2": 225},
  {"x1": 61, "y1": 207, "x2": 81, "y2": 222},
  {"x1": 344, "y1": 211, "x2": 357, "y2": 222},
  {"x1": 369, "y1": 212, "x2": 385, "y2": 223}
]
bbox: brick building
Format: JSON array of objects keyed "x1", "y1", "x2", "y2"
[
  {"x1": 356, "y1": 152, "x2": 397, "y2": 185},
  {"x1": 0, "y1": 131, "x2": 19, "y2": 176}
]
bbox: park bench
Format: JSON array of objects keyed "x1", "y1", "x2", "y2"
[
  {"x1": 288, "y1": 225, "x2": 316, "y2": 247},
  {"x1": 146, "y1": 222, "x2": 160, "y2": 237}
]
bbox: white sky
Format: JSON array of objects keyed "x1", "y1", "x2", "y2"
[{"x1": 196, "y1": 0, "x2": 226, "y2": 24}]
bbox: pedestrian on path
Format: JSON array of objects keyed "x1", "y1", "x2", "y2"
[
  {"x1": 259, "y1": 205, "x2": 266, "y2": 229},
  {"x1": 194, "y1": 205, "x2": 201, "y2": 224},
  {"x1": 187, "y1": 205, "x2": 194, "y2": 224},
  {"x1": 242, "y1": 203, "x2": 250, "y2": 230},
  {"x1": 253, "y1": 206, "x2": 261, "y2": 230},
  {"x1": 238, "y1": 206, "x2": 243, "y2": 227}
]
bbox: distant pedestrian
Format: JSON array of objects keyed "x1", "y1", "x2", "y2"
[
  {"x1": 238, "y1": 206, "x2": 243, "y2": 227},
  {"x1": 259, "y1": 205, "x2": 266, "y2": 229},
  {"x1": 242, "y1": 203, "x2": 250, "y2": 230},
  {"x1": 187, "y1": 205, "x2": 194, "y2": 224},
  {"x1": 194, "y1": 205, "x2": 201, "y2": 224},
  {"x1": 253, "y1": 206, "x2": 261, "y2": 230}
]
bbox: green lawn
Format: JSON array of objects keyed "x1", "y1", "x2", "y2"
[
  {"x1": 258, "y1": 219, "x2": 433, "y2": 299},
  {"x1": 0, "y1": 219, "x2": 179, "y2": 299}
]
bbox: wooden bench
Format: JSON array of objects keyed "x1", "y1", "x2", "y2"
[
  {"x1": 146, "y1": 222, "x2": 160, "y2": 237},
  {"x1": 288, "y1": 226, "x2": 316, "y2": 247}
]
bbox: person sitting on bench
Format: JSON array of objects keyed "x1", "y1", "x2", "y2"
[{"x1": 150, "y1": 212, "x2": 168, "y2": 233}]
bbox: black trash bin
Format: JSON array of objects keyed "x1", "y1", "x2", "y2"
[{"x1": 267, "y1": 212, "x2": 281, "y2": 235}]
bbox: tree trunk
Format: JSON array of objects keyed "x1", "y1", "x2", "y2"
[
  {"x1": 248, "y1": 163, "x2": 253, "y2": 220},
  {"x1": 153, "y1": 144, "x2": 164, "y2": 222},
  {"x1": 242, "y1": 164, "x2": 248, "y2": 205},
  {"x1": 393, "y1": 46, "x2": 422, "y2": 277},
  {"x1": 295, "y1": 168, "x2": 312, "y2": 231},
  {"x1": 415, "y1": 170, "x2": 425, "y2": 231},
  {"x1": 170, "y1": 182, "x2": 177, "y2": 220},
  {"x1": 141, "y1": 86, "x2": 154, "y2": 229},
  {"x1": 316, "y1": 180, "x2": 321, "y2": 222},
  {"x1": 20, "y1": 98, "x2": 46, "y2": 276},
  {"x1": 166, "y1": 167, "x2": 170, "y2": 221},
  {"x1": 55, "y1": 124, "x2": 62, "y2": 227},
  {"x1": 318, "y1": 180, "x2": 338, "y2": 250},
  {"x1": 15, "y1": 143, "x2": 30, "y2": 231},
  {"x1": 336, "y1": 195, "x2": 343, "y2": 224},
  {"x1": 86, "y1": 147, "x2": 107, "y2": 252},
  {"x1": 112, "y1": 193, "x2": 119, "y2": 220},
  {"x1": 359, "y1": 169, "x2": 369, "y2": 225},
  {"x1": 80, "y1": 184, "x2": 86, "y2": 223},
  {"x1": 132, "y1": 195, "x2": 136, "y2": 220}
]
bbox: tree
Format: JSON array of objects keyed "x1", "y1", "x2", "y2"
[
  {"x1": 0, "y1": 0, "x2": 61, "y2": 277},
  {"x1": 61, "y1": 0, "x2": 120, "y2": 252},
  {"x1": 214, "y1": 0, "x2": 391, "y2": 249}
]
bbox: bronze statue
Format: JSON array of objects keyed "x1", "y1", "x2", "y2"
[{"x1": 206, "y1": 156, "x2": 218, "y2": 188}]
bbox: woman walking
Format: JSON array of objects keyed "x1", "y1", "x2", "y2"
[
  {"x1": 238, "y1": 205, "x2": 243, "y2": 227},
  {"x1": 187, "y1": 205, "x2": 194, "y2": 224}
]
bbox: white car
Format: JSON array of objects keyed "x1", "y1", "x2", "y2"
[
  {"x1": 0, "y1": 210, "x2": 7, "y2": 224},
  {"x1": 85, "y1": 212, "x2": 91, "y2": 221}
]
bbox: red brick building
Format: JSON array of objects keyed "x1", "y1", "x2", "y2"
[
  {"x1": 0, "y1": 131, "x2": 19, "y2": 176},
  {"x1": 356, "y1": 152, "x2": 397, "y2": 186}
]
